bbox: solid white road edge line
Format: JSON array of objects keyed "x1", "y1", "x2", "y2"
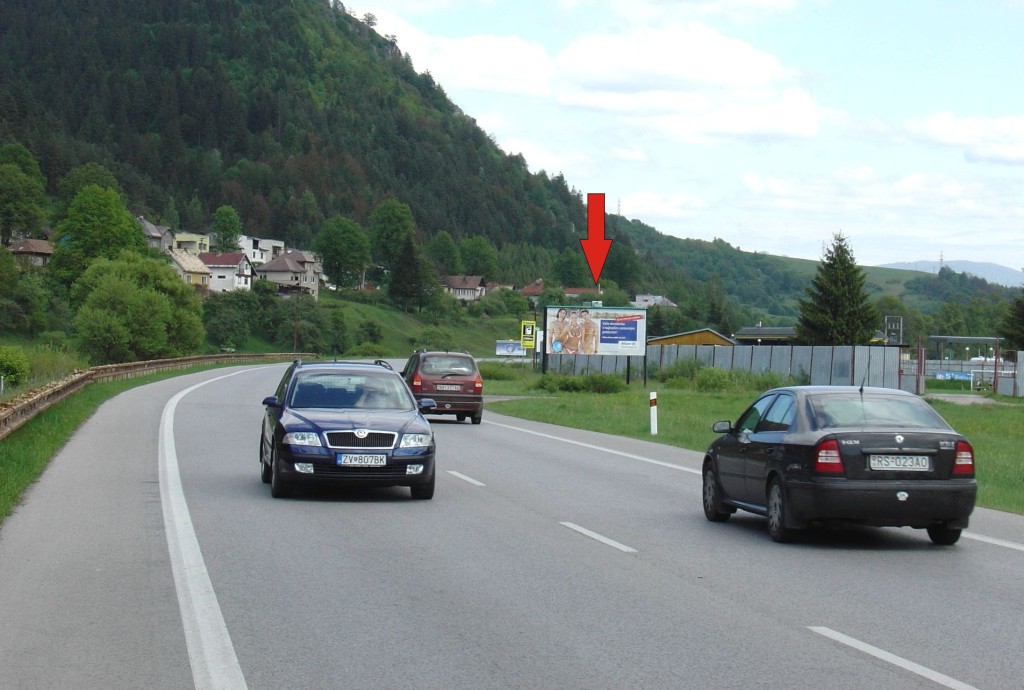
[
  {"x1": 485, "y1": 419, "x2": 700, "y2": 475},
  {"x1": 160, "y1": 371, "x2": 250, "y2": 690},
  {"x1": 808, "y1": 626, "x2": 978, "y2": 690},
  {"x1": 448, "y1": 471, "x2": 486, "y2": 486},
  {"x1": 560, "y1": 522, "x2": 638, "y2": 553},
  {"x1": 962, "y1": 531, "x2": 1024, "y2": 552}
]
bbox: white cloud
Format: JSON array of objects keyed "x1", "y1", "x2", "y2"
[
  {"x1": 623, "y1": 190, "x2": 706, "y2": 220},
  {"x1": 905, "y1": 112, "x2": 1024, "y2": 165},
  {"x1": 556, "y1": 22, "x2": 793, "y2": 90}
]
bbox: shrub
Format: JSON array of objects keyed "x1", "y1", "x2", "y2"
[
  {"x1": 345, "y1": 342, "x2": 388, "y2": 358},
  {"x1": 0, "y1": 345, "x2": 31, "y2": 387},
  {"x1": 478, "y1": 361, "x2": 526, "y2": 381},
  {"x1": 414, "y1": 326, "x2": 455, "y2": 351},
  {"x1": 531, "y1": 372, "x2": 626, "y2": 393},
  {"x1": 653, "y1": 358, "x2": 704, "y2": 383},
  {"x1": 694, "y1": 366, "x2": 732, "y2": 392}
]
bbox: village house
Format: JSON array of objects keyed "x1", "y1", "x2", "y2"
[
  {"x1": 632, "y1": 294, "x2": 678, "y2": 309},
  {"x1": 442, "y1": 275, "x2": 485, "y2": 303},
  {"x1": 8, "y1": 238, "x2": 53, "y2": 267},
  {"x1": 166, "y1": 248, "x2": 211, "y2": 293},
  {"x1": 137, "y1": 216, "x2": 173, "y2": 251},
  {"x1": 172, "y1": 231, "x2": 210, "y2": 255},
  {"x1": 255, "y1": 248, "x2": 321, "y2": 300},
  {"x1": 199, "y1": 252, "x2": 257, "y2": 293},
  {"x1": 239, "y1": 234, "x2": 285, "y2": 266}
]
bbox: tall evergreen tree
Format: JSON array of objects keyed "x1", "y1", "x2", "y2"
[
  {"x1": 796, "y1": 233, "x2": 879, "y2": 345},
  {"x1": 998, "y1": 287, "x2": 1024, "y2": 350},
  {"x1": 388, "y1": 233, "x2": 427, "y2": 311}
]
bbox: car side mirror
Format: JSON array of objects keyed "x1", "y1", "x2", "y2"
[
  {"x1": 262, "y1": 395, "x2": 282, "y2": 408},
  {"x1": 418, "y1": 398, "x2": 436, "y2": 411},
  {"x1": 712, "y1": 420, "x2": 733, "y2": 434}
]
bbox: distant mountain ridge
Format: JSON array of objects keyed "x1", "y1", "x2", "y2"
[{"x1": 877, "y1": 261, "x2": 1023, "y2": 289}]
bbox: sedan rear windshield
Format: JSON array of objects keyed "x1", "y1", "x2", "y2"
[
  {"x1": 421, "y1": 356, "x2": 476, "y2": 376},
  {"x1": 810, "y1": 394, "x2": 951, "y2": 430}
]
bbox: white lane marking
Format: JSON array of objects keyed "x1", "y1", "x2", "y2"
[
  {"x1": 963, "y1": 531, "x2": 1024, "y2": 552},
  {"x1": 560, "y1": 522, "x2": 638, "y2": 553},
  {"x1": 448, "y1": 471, "x2": 486, "y2": 486},
  {"x1": 485, "y1": 420, "x2": 700, "y2": 475},
  {"x1": 488, "y1": 420, "x2": 1024, "y2": 554},
  {"x1": 809, "y1": 627, "x2": 978, "y2": 690},
  {"x1": 160, "y1": 371, "x2": 249, "y2": 690}
]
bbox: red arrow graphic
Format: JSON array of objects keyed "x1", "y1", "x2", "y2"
[{"x1": 580, "y1": 192, "x2": 612, "y2": 284}]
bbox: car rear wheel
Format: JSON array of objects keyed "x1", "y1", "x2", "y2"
[
  {"x1": 766, "y1": 479, "x2": 794, "y2": 543},
  {"x1": 926, "y1": 523, "x2": 962, "y2": 545},
  {"x1": 410, "y1": 471, "x2": 435, "y2": 500},
  {"x1": 457, "y1": 414, "x2": 466, "y2": 422},
  {"x1": 471, "y1": 411, "x2": 482, "y2": 425},
  {"x1": 270, "y1": 446, "x2": 291, "y2": 498},
  {"x1": 702, "y1": 463, "x2": 731, "y2": 522}
]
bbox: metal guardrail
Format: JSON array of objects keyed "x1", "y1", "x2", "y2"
[{"x1": 0, "y1": 353, "x2": 317, "y2": 443}]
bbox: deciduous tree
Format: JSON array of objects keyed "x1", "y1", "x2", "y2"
[{"x1": 210, "y1": 205, "x2": 242, "y2": 250}]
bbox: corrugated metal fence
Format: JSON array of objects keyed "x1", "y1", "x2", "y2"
[{"x1": 548, "y1": 345, "x2": 1024, "y2": 396}]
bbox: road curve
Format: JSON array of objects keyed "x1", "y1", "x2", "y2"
[{"x1": 2, "y1": 364, "x2": 1023, "y2": 689}]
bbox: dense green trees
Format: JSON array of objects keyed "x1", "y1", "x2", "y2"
[
  {"x1": 796, "y1": 233, "x2": 879, "y2": 345},
  {"x1": 72, "y1": 255, "x2": 204, "y2": 363},
  {"x1": 0, "y1": 162, "x2": 46, "y2": 246},
  {"x1": 50, "y1": 185, "x2": 147, "y2": 288},
  {"x1": 314, "y1": 216, "x2": 370, "y2": 288}
]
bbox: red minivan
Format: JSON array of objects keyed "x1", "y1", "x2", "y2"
[{"x1": 402, "y1": 350, "x2": 484, "y2": 424}]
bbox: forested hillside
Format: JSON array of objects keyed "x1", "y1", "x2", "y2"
[{"x1": 0, "y1": 0, "x2": 1017, "y2": 344}]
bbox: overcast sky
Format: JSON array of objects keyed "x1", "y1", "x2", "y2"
[{"x1": 355, "y1": 0, "x2": 1024, "y2": 270}]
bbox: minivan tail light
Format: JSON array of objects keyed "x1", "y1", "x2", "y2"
[
  {"x1": 953, "y1": 440, "x2": 975, "y2": 476},
  {"x1": 474, "y1": 375, "x2": 483, "y2": 393},
  {"x1": 814, "y1": 439, "x2": 844, "y2": 474},
  {"x1": 411, "y1": 374, "x2": 422, "y2": 392}
]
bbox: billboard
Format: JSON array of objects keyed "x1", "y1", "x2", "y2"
[{"x1": 544, "y1": 305, "x2": 647, "y2": 356}]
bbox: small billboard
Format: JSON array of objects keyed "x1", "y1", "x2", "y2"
[{"x1": 544, "y1": 305, "x2": 647, "y2": 356}]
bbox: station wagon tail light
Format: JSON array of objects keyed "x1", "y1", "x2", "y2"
[
  {"x1": 814, "y1": 439, "x2": 844, "y2": 474},
  {"x1": 953, "y1": 440, "x2": 975, "y2": 476},
  {"x1": 411, "y1": 374, "x2": 422, "y2": 392},
  {"x1": 474, "y1": 375, "x2": 483, "y2": 393}
]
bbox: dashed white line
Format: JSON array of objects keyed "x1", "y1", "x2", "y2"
[
  {"x1": 161, "y1": 371, "x2": 249, "y2": 690},
  {"x1": 560, "y1": 522, "x2": 637, "y2": 553},
  {"x1": 485, "y1": 419, "x2": 700, "y2": 475},
  {"x1": 809, "y1": 627, "x2": 978, "y2": 690},
  {"x1": 448, "y1": 470, "x2": 486, "y2": 486}
]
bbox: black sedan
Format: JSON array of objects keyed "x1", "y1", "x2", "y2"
[
  {"x1": 260, "y1": 360, "x2": 437, "y2": 499},
  {"x1": 702, "y1": 386, "x2": 976, "y2": 544}
]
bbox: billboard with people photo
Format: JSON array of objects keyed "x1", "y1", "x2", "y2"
[{"x1": 544, "y1": 306, "x2": 647, "y2": 357}]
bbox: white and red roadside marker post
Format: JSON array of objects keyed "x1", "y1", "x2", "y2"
[{"x1": 650, "y1": 391, "x2": 658, "y2": 435}]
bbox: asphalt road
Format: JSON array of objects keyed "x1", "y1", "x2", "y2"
[{"x1": 2, "y1": 363, "x2": 1023, "y2": 689}]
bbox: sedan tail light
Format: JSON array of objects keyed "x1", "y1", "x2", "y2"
[
  {"x1": 814, "y1": 439, "x2": 844, "y2": 474},
  {"x1": 411, "y1": 374, "x2": 422, "y2": 393},
  {"x1": 952, "y1": 440, "x2": 975, "y2": 477},
  {"x1": 474, "y1": 375, "x2": 483, "y2": 393}
]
